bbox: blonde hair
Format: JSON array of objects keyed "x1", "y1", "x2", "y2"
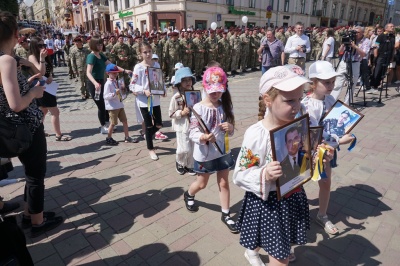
[{"x1": 258, "y1": 88, "x2": 279, "y2": 121}]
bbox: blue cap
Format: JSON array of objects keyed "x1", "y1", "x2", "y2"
[
  {"x1": 174, "y1": 67, "x2": 196, "y2": 86},
  {"x1": 105, "y1": 64, "x2": 122, "y2": 73}
]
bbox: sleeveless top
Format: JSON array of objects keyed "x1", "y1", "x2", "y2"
[{"x1": 0, "y1": 51, "x2": 43, "y2": 134}]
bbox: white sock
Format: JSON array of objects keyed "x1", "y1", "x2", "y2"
[{"x1": 221, "y1": 208, "x2": 230, "y2": 214}]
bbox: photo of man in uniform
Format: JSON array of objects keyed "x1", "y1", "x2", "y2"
[{"x1": 185, "y1": 91, "x2": 201, "y2": 108}]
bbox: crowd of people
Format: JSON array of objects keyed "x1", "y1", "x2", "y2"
[{"x1": 1, "y1": 9, "x2": 398, "y2": 265}]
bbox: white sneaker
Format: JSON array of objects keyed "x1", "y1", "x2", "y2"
[
  {"x1": 100, "y1": 126, "x2": 108, "y2": 134},
  {"x1": 244, "y1": 250, "x2": 265, "y2": 266}
]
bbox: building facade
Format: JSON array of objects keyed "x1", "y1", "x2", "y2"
[
  {"x1": 32, "y1": 0, "x2": 50, "y2": 23},
  {"x1": 105, "y1": 0, "x2": 386, "y2": 34}
]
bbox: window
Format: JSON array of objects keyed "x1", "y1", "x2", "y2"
[
  {"x1": 340, "y1": 5, "x2": 345, "y2": 19},
  {"x1": 300, "y1": 0, "x2": 305, "y2": 14},
  {"x1": 349, "y1": 6, "x2": 353, "y2": 21},
  {"x1": 139, "y1": 0, "x2": 145, "y2": 3},
  {"x1": 364, "y1": 9, "x2": 368, "y2": 21},
  {"x1": 125, "y1": 0, "x2": 129, "y2": 8},
  {"x1": 312, "y1": 0, "x2": 317, "y2": 16},
  {"x1": 332, "y1": 3, "x2": 336, "y2": 18},
  {"x1": 113, "y1": 0, "x2": 118, "y2": 12},
  {"x1": 322, "y1": 2, "x2": 327, "y2": 17},
  {"x1": 226, "y1": 0, "x2": 234, "y2": 6},
  {"x1": 284, "y1": 0, "x2": 289, "y2": 12},
  {"x1": 357, "y1": 7, "x2": 361, "y2": 21},
  {"x1": 249, "y1": 0, "x2": 256, "y2": 8}
]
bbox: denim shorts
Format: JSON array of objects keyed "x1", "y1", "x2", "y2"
[{"x1": 194, "y1": 153, "x2": 235, "y2": 174}]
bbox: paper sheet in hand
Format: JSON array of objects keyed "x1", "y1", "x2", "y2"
[{"x1": 43, "y1": 77, "x2": 59, "y2": 96}]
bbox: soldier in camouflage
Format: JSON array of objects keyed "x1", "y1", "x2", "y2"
[
  {"x1": 240, "y1": 28, "x2": 250, "y2": 72},
  {"x1": 180, "y1": 31, "x2": 193, "y2": 71},
  {"x1": 164, "y1": 32, "x2": 182, "y2": 81},
  {"x1": 15, "y1": 36, "x2": 30, "y2": 59},
  {"x1": 230, "y1": 30, "x2": 241, "y2": 74},
  {"x1": 205, "y1": 30, "x2": 218, "y2": 65},
  {"x1": 112, "y1": 35, "x2": 133, "y2": 87},
  {"x1": 192, "y1": 30, "x2": 206, "y2": 80},
  {"x1": 249, "y1": 29, "x2": 260, "y2": 70},
  {"x1": 105, "y1": 36, "x2": 116, "y2": 63},
  {"x1": 217, "y1": 31, "x2": 231, "y2": 73},
  {"x1": 70, "y1": 36, "x2": 91, "y2": 100},
  {"x1": 63, "y1": 34, "x2": 75, "y2": 79}
]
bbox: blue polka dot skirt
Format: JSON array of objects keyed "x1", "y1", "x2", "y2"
[{"x1": 236, "y1": 189, "x2": 310, "y2": 260}]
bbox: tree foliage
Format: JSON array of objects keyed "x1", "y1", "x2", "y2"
[{"x1": 0, "y1": 0, "x2": 19, "y2": 16}]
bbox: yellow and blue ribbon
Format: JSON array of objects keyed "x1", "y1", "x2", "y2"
[{"x1": 312, "y1": 146, "x2": 329, "y2": 181}]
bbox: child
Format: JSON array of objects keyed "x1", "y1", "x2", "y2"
[
  {"x1": 103, "y1": 64, "x2": 138, "y2": 145},
  {"x1": 168, "y1": 67, "x2": 196, "y2": 175},
  {"x1": 233, "y1": 65, "x2": 315, "y2": 266},
  {"x1": 184, "y1": 67, "x2": 237, "y2": 233},
  {"x1": 301, "y1": 61, "x2": 355, "y2": 235},
  {"x1": 129, "y1": 43, "x2": 165, "y2": 160}
]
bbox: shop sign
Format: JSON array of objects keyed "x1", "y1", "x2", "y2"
[
  {"x1": 228, "y1": 6, "x2": 256, "y2": 16},
  {"x1": 118, "y1": 11, "x2": 133, "y2": 18}
]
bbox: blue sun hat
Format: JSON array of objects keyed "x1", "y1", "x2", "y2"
[{"x1": 174, "y1": 67, "x2": 196, "y2": 86}]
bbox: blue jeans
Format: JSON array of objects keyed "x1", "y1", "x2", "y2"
[{"x1": 262, "y1": 66, "x2": 272, "y2": 75}]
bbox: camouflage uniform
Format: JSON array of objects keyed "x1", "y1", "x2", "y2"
[
  {"x1": 230, "y1": 33, "x2": 241, "y2": 73},
  {"x1": 158, "y1": 36, "x2": 167, "y2": 75},
  {"x1": 311, "y1": 33, "x2": 323, "y2": 61},
  {"x1": 70, "y1": 46, "x2": 91, "y2": 97},
  {"x1": 180, "y1": 37, "x2": 193, "y2": 70},
  {"x1": 105, "y1": 43, "x2": 116, "y2": 63},
  {"x1": 112, "y1": 42, "x2": 132, "y2": 86},
  {"x1": 164, "y1": 38, "x2": 182, "y2": 80},
  {"x1": 63, "y1": 41, "x2": 74, "y2": 78},
  {"x1": 217, "y1": 35, "x2": 231, "y2": 73},
  {"x1": 205, "y1": 35, "x2": 218, "y2": 65},
  {"x1": 240, "y1": 32, "x2": 250, "y2": 71},
  {"x1": 249, "y1": 33, "x2": 260, "y2": 69},
  {"x1": 15, "y1": 46, "x2": 29, "y2": 59},
  {"x1": 275, "y1": 32, "x2": 287, "y2": 46},
  {"x1": 192, "y1": 36, "x2": 206, "y2": 78}
]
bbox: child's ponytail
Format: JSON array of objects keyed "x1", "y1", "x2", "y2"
[{"x1": 221, "y1": 89, "x2": 235, "y2": 126}]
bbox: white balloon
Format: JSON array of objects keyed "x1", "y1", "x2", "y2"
[
  {"x1": 24, "y1": 0, "x2": 34, "y2": 7},
  {"x1": 211, "y1": 22, "x2": 217, "y2": 30},
  {"x1": 242, "y1": 16, "x2": 248, "y2": 24}
]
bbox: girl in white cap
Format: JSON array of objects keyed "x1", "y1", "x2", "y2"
[
  {"x1": 301, "y1": 61, "x2": 355, "y2": 235},
  {"x1": 233, "y1": 65, "x2": 317, "y2": 266}
]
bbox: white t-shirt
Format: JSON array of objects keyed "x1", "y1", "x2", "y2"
[{"x1": 322, "y1": 36, "x2": 335, "y2": 58}]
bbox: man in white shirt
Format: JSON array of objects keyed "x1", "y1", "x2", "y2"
[
  {"x1": 44, "y1": 33, "x2": 57, "y2": 67},
  {"x1": 54, "y1": 34, "x2": 66, "y2": 67},
  {"x1": 284, "y1": 22, "x2": 311, "y2": 71}
]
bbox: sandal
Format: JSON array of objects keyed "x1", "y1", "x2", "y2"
[
  {"x1": 55, "y1": 135, "x2": 72, "y2": 141},
  {"x1": 183, "y1": 191, "x2": 199, "y2": 213},
  {"x1": 124, "y1": 136, "x2": 139, "y2": 143},
  {"x1": 221, "y1": 212, "x2": 239, "y2": 234},
  {"x1": 316, "y1": 214, "x2": 339, "y2": 235},
  {"x1": 289, "y1": 247, "x2": 296, "y2": 262}
]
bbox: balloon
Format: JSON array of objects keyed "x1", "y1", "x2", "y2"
[
  {"x1": 211, "y1": 22, "x2": 217, "y2": 30},
  {"x1": 242, "y1": 16, "x2": 248, "y2": 24},
  {"x1": 24, "y1": 0, "x2": 34, "y2": 7}
]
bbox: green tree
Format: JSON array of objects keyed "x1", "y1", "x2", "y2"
[{"x1": 0, "y1": 0, "x2": 19, "y2": 16}]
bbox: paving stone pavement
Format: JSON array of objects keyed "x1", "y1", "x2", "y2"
[{"x1": 2, "y1": 64, "x2": 400, "y2": 265}]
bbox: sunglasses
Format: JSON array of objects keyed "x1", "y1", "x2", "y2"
[{"x1": 38, "y1": 44, "x2": 47, "y2": 48}]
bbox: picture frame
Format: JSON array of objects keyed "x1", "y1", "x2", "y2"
[
  {"x1": 147, "y1": 67, "x2": 165, "y2": 95},
  {"x1": 270, "y1": 114, "x2": 312, "y2": 200},
  {"x1": 321, "y1": 100, "x2": 364, "y2": 147},
  {"x1": 309, "y1": 126, "x2": 324, "y2": 173},
  {"x1": 184, "y1": 90, "x2": 202, "y2": 109},
  {"x1": 117, "y1": 77, "x2": 128, "y2": 101}
]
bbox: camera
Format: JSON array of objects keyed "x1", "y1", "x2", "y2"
[
  {"x1": 263, "y1": 43, "x2": 270, "y2": 52},
  {"x1": 301, "y1": 45, "x2": 306, "y2": 53},
  {"x1": 341, "y1": 30, "x2": 357, "y2": 45}
]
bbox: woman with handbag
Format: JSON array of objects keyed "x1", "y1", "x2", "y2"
[
  {"x1": 0, "y1": 11, "x2": 63, "y2": 238},
  {"x1": 29, "y1": 37, "x2": 72, "y2": 141}
]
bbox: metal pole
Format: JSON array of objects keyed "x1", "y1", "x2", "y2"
[{"x1": 276, "y1": 0, "x2": 280, "y2": 27}]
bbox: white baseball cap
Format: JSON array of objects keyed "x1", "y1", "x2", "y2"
[
  {"x1": 152, "y1": 54, "x2": 159, "y2": 59},
  {"x1": 259, "y1": 65, "x2": 311, "y2": 95},
  {"x1": 309, "y1": 60, "x2": 340, "y2": 79},
  {"x1": 174, "y1": 62, "x2": 184, "y2": 70}
]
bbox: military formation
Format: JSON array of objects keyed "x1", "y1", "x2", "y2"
[{"x1": 14, "y1": 25, "x2": 357, "y2": 100}]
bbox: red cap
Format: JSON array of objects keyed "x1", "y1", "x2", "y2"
[{"x1": 18, "y1": 36, "x2": 27, "y2": 44}]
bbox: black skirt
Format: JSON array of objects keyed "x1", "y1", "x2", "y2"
[
  {"x1": 236, "y1": 189, "x2": 310, "y2": 260},
  {"x1": 36, "y1": 91, "x2": 57, "y2": 108}
]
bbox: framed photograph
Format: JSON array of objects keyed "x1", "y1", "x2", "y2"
[
  {"x1": 321, "y1": 100, "x2": 364, "y2": 147},
  {"x1": 184, "y1": 90, "x2": 202, "y2": 108},
  {"x1": 309, "y1": 126, "x2": 324, "y2": 154},
  {"x1": 147, "y1": 67, "x2": 165, "y2": 95},
  {"x1": 117, "y1": 77, "x2": 128, "y2": 101},
  {"x1": 270, "y1": 114, "x2": 312, "y2": 200}
]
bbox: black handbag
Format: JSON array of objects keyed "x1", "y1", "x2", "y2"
[{"x1": 0, "y1": 115, "x2": 32, "y2": 158}]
